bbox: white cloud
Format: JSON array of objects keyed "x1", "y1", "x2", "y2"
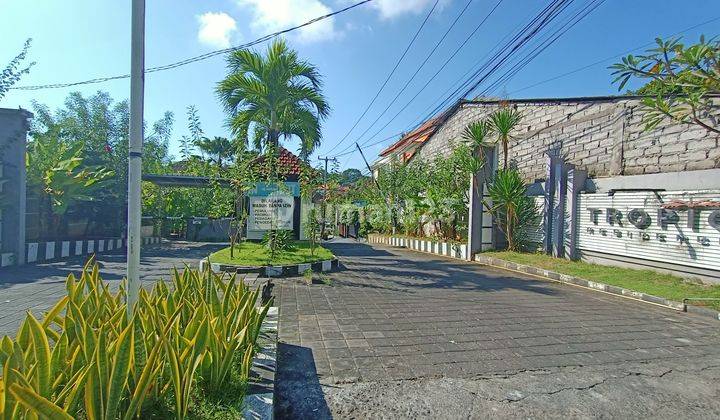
[
  {"x1": 197, "y1": 12, "x2": 238, "y2": 48},
  {"x1": 236, "y1": 0, "x2": 338, "y2": 43},
  {"x1": 370, "y1": 0, "x2": 451, "y2": 19}
]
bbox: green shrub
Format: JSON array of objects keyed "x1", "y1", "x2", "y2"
[
  {"x1": 304, "y1": 208, "x2": 320, "y2": 256},
  {"x1": 262, "y1": 229, "x2": 293, "y2": 261},
  {"x1": 365, "y1": 204, "x2": 392, "y2": 234},
  {"x1": 0, "y1": 260, "x2": 270, "y2": 419}
]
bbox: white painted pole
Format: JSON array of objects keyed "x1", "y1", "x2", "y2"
[{"x1": 127, "y1": 0, "x2": 145, "y2": 316}]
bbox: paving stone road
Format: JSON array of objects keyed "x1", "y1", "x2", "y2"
[
  {"x1": 0, "y1": 241, "x2": 224, "y2": 336},
  {"x1": 275, "y1": 240, "x2": 720, "y2": 419}
]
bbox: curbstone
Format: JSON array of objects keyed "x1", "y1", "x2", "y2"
[
  {"x1": 202, "y1": 258, "x2": 339, "y2": 278},
  {"x1": 367, "y1": 234, "x2": 468, "y2": 262},
  {"x1": 243, "y1": 306, "x2": 278, "y2": 420},
  {"x1": 474, "y1": 254, "x2": 720, "y2": 322}
]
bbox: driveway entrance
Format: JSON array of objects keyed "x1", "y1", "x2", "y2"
[{"x1": 275, "y1": 239, "x2": 720, "y2": 418}]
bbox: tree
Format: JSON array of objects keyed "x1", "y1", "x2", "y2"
[
  {"x1": 489, "y1": 106, "x2": 523, "y2": 170},
  {"x1": 216, "y1": 39, "x2": 330, "y2": 159},
  {"x1": 194, "y1": 136, "x2": 236, "y2": 167},
  {"x1": 339, "y1": 168, "x2": 364, "y2": 185},
  {"x1": 0, "y1": 38, "x2": 35, "y2": 101},
  {"x1": 179, "y1": 105, "x2": 203, "y2": 160},
  {"x1": 28, "y1": 91, "x2": 174, "y2": 239},
  {"x1": 611, "y1": 36, "x2": 720, "y2": 134}
]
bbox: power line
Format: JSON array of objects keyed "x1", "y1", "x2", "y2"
[
  {"x1": 476, "y1": 0, "x2": 607, "y2": 97},
  {"x1": 506, "y1": 15, "x2": 720, "y2": 95},
  {"x1": 400, "y1": 0, "x2": 550, "y2": 132},
  {"x1": 334, "y1": 0, "x2": 505, "y2": 157},
  {"x1": 323, "y1": 0, "x2": 440, "y2": 155},
  {"x1": 412, "y1": 0, "x2": 579, "y2": 131},
  {"x1": 355, "y1": 0, "x2": 566, "y2": 152},
  {"x1": 326, "y1": 0, "x2": 472, "y2": 155},
  {"x1": 11, "y1": 0, "x2": 373, "y2": 91}
]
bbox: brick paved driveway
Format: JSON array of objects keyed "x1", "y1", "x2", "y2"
[
  {"x1": 0, "y1": 241, "x2": 223, "y2": 336},
  {"x1": 275, "y1": 240, "x2": 720, "y2": 419}
]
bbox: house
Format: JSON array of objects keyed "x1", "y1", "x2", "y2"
[{"x1": 371, "y1": 102, "x2": 461, "y2": 179}]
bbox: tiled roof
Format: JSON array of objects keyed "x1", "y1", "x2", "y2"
[
  {"x1": 379, "y1": 117, "x2": 442, "y2": 158},
  {"x1": 252, "y1": 147, "x2": 304, "y2": 176}
]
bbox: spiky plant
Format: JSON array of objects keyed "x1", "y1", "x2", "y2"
[{"x1": 488, "y1": 107, "x2": 523, "y2": 170}]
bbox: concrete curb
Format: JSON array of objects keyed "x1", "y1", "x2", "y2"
[
  {"x1": 1, "y1": 237, "x2": 164, "y2": 268},
  {"x1": 198, "y1": 258, "x2": 339, "y2": 277},
  {"x1": 243, "y1": 306, "x2": 278, "y2": 420},
  {"x1": 368, "y1": 234, "x2": 468, "y2": 260},
  {"x1": 474, "y1": 254, "x2": 720, "y2": 322}
]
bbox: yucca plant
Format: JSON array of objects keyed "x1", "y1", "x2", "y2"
[
  {"x1": 486, "y1": 169, "x2": 538, "y2": 251},
  {"x1": 488, "y1": 107, "x2": 523, "y2": 170}
]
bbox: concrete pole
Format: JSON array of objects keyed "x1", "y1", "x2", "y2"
[{"x1": 127, "y1": 0, "x2": 145, "y2": 316}]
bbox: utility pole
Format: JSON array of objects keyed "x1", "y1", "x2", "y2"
[
  {"x1": 356, "y1": 143, "x2": 395, "y2": 234},
  {"x1": 127, "y1": 0, "x2": 145, "y2": 316},
  {"x1": 317, "y1": 156, "x2": 336, "y2": 239}
]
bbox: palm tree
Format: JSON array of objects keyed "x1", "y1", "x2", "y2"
[
  {"x1": 489, "y1": 107, "x2": 523, "y2": 170},
  {"x1": 194, "y1": 136, "x2": 235, "y2": 167},
  {"x1": 216, "y1": 39, "x2": 329, "y2": 159}
]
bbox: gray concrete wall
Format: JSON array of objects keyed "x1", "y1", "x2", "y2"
[
  {"x1": 417, "y1": 96, "x2": 719, "y2": 182},
  {"x1": 0, "y1": 108, "x2": 32, "y2": 265}
]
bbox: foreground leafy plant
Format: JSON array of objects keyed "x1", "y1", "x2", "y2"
[{"x1": 0, "y1": 260, "x2": 270, "y2": 419}]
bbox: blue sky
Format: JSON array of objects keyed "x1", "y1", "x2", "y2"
[{"x1": 2, "y1": 0, "x2": 719, "y2": 170}]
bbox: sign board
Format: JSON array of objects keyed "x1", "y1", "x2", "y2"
[
  {"x1": 248, "y1": 181, "x2": 300, "y2": 197},
  {"x1": 248, "y1": 196, "x2": 295, "y2": 230},
  {"x1": 577, "y1": 191, "x2": 720, "y2": 271}
]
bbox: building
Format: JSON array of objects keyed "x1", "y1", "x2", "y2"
[
  {"x1": 373, "y1": 95, "x2": 720, "y2": 283},
  {"x1": 371, "y1": 116, "x2": 445, "y2": 178}
]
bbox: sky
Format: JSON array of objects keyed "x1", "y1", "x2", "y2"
[{"x1": 2, "y1": 0, "x2": 719, "y2": 171}]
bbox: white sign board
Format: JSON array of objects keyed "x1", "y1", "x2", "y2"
[
  {"x1": 577, "y1": 190, "x2": 720, "y2": 271},
  {"x1": 248, "y1": 196, "x2": 294, "y2": 230}
]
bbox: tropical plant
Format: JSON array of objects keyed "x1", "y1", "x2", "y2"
[
  {"x1": 488, "y1": 106, "x2": 523, "y2": 170},
  {"x1": 28, "y1": 91, "x2": 174, "y2": 240},
  {"x1": 485, "y1": 169, "x2": 538, "y2": 251},
  {"x1": 42, "y1": 148, "x2": 115, "y2": 216},
  {"x1": 262, "y1": 229, "x2": 293, "y2": 261},
  {"x1": 462, "y1": 119, "x2": 493, "y2": 149},
  {"x1": 0, "y1": 38, "x2": 34, "y2": 101},
  {"x1": 304, "y1": 208, "x2": 320, "y2": 256},
  {"x1": 194, "y1": 136, "x2": 236, "y2": 167},
  {"x1": 0, "y1": 261, "x2": 269, "y2": 419},
  {"x1": 26, "y1": 140, "x2": 114, "y2": 239},
  {"x1": 611, "y1": 36, "x2": 719, "y2": 133},
  {"x1": 217, "y1": 39, "x2": 330, "y2": 158}
]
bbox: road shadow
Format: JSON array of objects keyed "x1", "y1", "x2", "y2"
[
  {"x1": 0, "y1": 242, "x2": 226, "y2": 285},
  {"x1": 274, "y1": 343, "x2": 332, "y2": 419},
  {"x1": 325, "y1": 241, "x2": 561, "y2": 298}
]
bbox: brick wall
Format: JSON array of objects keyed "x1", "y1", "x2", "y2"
[{"x1": 416, "y1": 97, "x2": 719, "y2": 182}]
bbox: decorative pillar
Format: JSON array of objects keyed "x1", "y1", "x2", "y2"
[
  {"x1": 551, "y1": 159, "x2": 568, "y2": 258},
  {"x1": 566, "y1": 167, "x2": 587, "y2": 260},
  {"x1": 542, "y1": 155, "x2": 556, "y2": 255},
  {"x1": 467, "y1": 146, "x2": 496, "y2": 260}
]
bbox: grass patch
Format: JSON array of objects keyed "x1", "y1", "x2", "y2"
[
  {"x1": 209, "y1": 240, "x2": 334, "y2": 266},
  {"x1": 484, "y1": 251, "x2": 720, "y2": 310}
]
